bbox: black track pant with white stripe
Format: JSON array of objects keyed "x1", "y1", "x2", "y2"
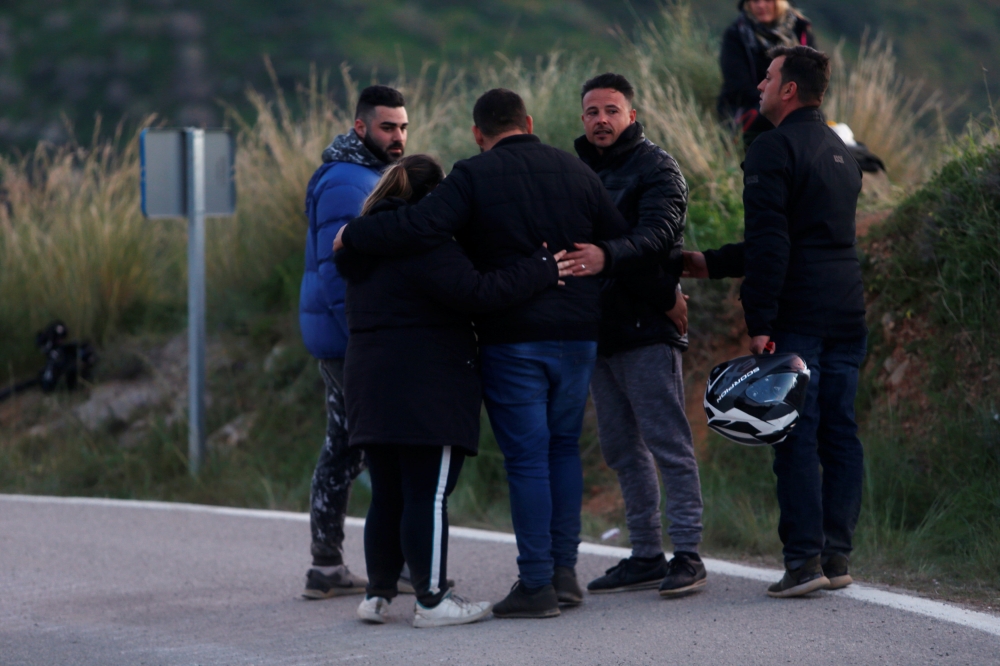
[{"x1": 363, "y1": 444, "x2": 465, "y2": 607}]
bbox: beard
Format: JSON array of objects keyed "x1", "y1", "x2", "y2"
[{"x1": 362, "y1": 133, "x2": 404, "y2": 165}]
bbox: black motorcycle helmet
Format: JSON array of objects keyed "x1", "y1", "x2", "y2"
[{"x1": 704, "y1": 352, "x2": 811, "y2": 446}]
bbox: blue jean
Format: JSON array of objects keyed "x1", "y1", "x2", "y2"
[
  {"x1": 479, "y1": 340, "x2": 598, "y2": 588},
  {"x1": 770, "y1": 330, "x2": 868, "y2": 568}
]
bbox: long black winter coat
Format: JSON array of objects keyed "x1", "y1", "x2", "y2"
[
  {"x1": 341, "y1": 134, "x2": 629, "y2": 345},
  {"x1": 704, "y1": 107, "x2": 867, "y2": 340},
  {"x1": 335, "y1": 198, "x2": 558, "y2": 454},
  {"x1": 574, "y1": 122, "x2": 690, "y2": 355},
  {"x1": 717, "y1": 14, "x2": 814, "y2": 127}
]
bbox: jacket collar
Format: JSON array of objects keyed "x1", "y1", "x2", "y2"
[
  {"x1": 574, "y1": 121, "x2": 645, "y2": 171},
  {"x1": 320, "y1": 129, "x2": 386, "y2": 168},
  {"x1": 493, "y1": 133, "x2": 541, "y2": 149},
  {"x1": 780, "y1": 106, "x2": 825, "y2": 126}
]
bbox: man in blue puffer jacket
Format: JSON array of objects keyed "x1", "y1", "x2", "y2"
[{"x1": 299, "y1": 85, "x2": 408, "y2": 599}]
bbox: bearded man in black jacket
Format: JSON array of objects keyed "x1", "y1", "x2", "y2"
[
  {"x1": 565, "y1": 73, "x2": 707, "y2": 599},
  {"x1": 685, "y1": 46, "x2": 867, "y2": 598}
]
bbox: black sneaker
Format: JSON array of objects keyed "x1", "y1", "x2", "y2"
[
  {"x1": 302, "y1": 566, "x2": 368, "y2": 599},
  {"x1": 552, "y1": 566, "x2": 583, "y2": 606},
  {"x1": 658, "y1": 552, "x2": 707, "y2": 597},
  {"x1": 586, "y1": 555, "x2": 666, "y2": 594},
  {"x1": 822, "y1": 553, "x2": 853, "y2": 590},
  {"x1": 766, "y1": 556, "x2": 830, "y2": 598},
  {"x1": 493, "y1": 581, "x2": 561, "y2": 619}
]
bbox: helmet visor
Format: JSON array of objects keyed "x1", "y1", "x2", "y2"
[{"x1": 744, "y1": 372, "x2": 799, "y2": 405}]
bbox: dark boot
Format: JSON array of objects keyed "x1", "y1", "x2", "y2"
[
  {"x1": 766, "y1": 556, "x2": 830, "y2": 598},
  {"x1": 822, "y1": 553, "x2": 853, "y2": 590},
  {"x1": 493, "y1": 581, "x2": 561, "y2": 619},
  {"x1": 552, "y1": 566, "x2": 583, "y2": 606}
]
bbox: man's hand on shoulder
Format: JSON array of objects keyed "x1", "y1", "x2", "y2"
[
  {"x1": 682, "y1": 251, "x2": 708, "y2": 278},
  {"x1": 333, "y1": 224, "x2": 346, "y2": 252},
  {"x1": 564, "y1": 243, "x2": 606, "y2": 277}
]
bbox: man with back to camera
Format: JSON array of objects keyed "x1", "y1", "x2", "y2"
[
  {"x1": 298, "y1": 85, "x2": 408, "y2": 599},
  {"x1": 565, "y1": 73, "x2": 707, "y2": 598},
  {"x1": 684, "y1": 46, "x2": 867, "y2": 597},
  {"x1": 334, "y1": 88, "x2": 630, "y2": 618}
]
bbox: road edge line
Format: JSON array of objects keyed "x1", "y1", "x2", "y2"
[{"x1": 3, "y1": 493, "x2": 998, "y2": 637}]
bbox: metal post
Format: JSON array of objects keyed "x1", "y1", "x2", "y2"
[{"x1": 187, "y1": 129, "x2": 207, "y2": 475}]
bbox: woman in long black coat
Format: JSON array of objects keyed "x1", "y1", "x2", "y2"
[
  {"x1": 335, "y1": 154, "x2": 570, "y2": 628},
  {"x1": 718, "y1": 0, "x2": 816, "y2": 147}
]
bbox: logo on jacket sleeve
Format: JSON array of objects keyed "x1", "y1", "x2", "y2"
[
  {"x1": 833, "y1": 155, "x2": 845, "y2": 164},
  {"x1": 746, "y1": 175, "x2": 759, "y2": 185}
]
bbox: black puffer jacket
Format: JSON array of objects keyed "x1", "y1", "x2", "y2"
[
  {"x1": 335, "y1": 197, "x2": 558, "y2": 454},
  {"x1": 717, "y1": 12, "x2": 814, "y2": 130},
  {"x1": 342, "y1": 134, "x2": 630, "y2": 345},
  {"x1": 574, "y1": 122, "x2": 690, "y2": 355},
  {"x1": 704, "y1": 107, "x2": 867, "y2": 340}
]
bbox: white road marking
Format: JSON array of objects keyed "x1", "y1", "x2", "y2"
[{"x1": 3, "y1": 493, "x2": 998, "y2": 637}]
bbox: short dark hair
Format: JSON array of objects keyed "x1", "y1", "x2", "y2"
[
  {"x1": 473, "y1": 88, "x2": 529, "y2": 138},
  {"x1": 355, "y1": 85, "x2": 405, "y2": 123},
  {"x1": 766, "y1": 45, "x2": 831, "y2": 105},
  {"x1": 580, "y1": 73, "x2": 635, "y2": 105}
]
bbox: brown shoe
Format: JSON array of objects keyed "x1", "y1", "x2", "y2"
[
  {"x1": 822, "y1": 553, "x2": 854, "y2": 590},
  {"x1": 302, "y1": 566, "x2": 367, "y2": 599}
]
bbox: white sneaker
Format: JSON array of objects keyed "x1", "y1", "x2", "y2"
[
  {"x1": 357, "y1": 596, "x2": 390, "y2": 624},
  {"x1": 413, "y1": 591, "x2": 492, "y2": 628}
]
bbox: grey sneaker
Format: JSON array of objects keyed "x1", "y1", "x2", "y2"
[
  {"x1": 357, "y1": 595, "x2": 390, "y2": 623},
  {"x1": 767, "y1": 556, "x2": 830, "y2": 598},
  {"x1": 302, "y1": 566, "x2": 368, "y2": 599},
  {"x1": 413, "y1": 591, "x2": 492, "y2": 628},
  {"x1": 822, "y1": 553, "x2": 853, "y2": 590}
]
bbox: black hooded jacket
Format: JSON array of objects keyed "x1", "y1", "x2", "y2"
[
  {"x1": 335, "y1": 197, "x2": 558, "y2": 454},
  {"x1": 574, "y1": 122, "x2": 690, "y2": 355},
  {"x1": 341, "y1": 134, "x2": 630, "y2": 345},
  {"x1": 704, "y1": 107, "x2": 867, "y2": 340}
]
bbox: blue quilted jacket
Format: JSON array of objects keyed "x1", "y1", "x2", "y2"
[{"x1": 299, "y1": 130, "x2": 385, "y2": 359}]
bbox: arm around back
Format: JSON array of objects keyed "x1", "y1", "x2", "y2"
[
  {"x1": 598, "y1": 149, "x2": 688, "y2": 275},
  {"x1": 342, "y1": 165, "x2": 475, "y2": 257},
  {"x1": 417, "y1": 244, "x2": 559, "y2": 314}
]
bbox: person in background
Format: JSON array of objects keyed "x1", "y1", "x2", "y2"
[
  {"x1": 686, "y1": 47, "x2": 867, "y2": 598},
  {"x1": 718, "y1": 0, "x2": 815, "y2": 148},
  {"x1": 298, "y1": 85, "x2": 407, "y2": 600},
  {"x1": 569, "y1": 73, "x2": 707, "y2": 599},
  {"x1": 336, "y1": 154, "x2": 573, "y2": 627}
]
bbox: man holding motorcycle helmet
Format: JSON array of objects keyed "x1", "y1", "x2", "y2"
[{"x1": 684, "y1": 46, "x2": 867, "y2": 598}]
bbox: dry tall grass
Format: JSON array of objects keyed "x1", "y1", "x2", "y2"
[
  {"x1": 823, "y1": 34, "x2": 950, "y2": 187},
  {"x1": 0, "y1": 121, "x2": 183, "y2": 369},
  {"x1": 0, "y1": 8, "x2": 954, "y2": 372}
]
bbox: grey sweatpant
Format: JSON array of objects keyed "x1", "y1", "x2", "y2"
[{"x1": 590, "y1": 343, "x2": 703, "y2": 557}]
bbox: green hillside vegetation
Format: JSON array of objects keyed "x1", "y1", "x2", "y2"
[
  {"x1": 0, "y1": 0, "x2": 998, "y2": 151},
  {"x1": 0, "y1": 5, "x2": 997, "y2": 606}
]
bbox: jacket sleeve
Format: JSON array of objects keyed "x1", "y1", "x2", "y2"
[
  {"x1": 597, "y1": 153, "x2": 688, "y2": 277},
  {"x1": 704, "y1": 242, "x2": 746, "y2": 278},
  {"x1": 341, "y1": 166, "x2": 475, "y2": 256},
  {"x1": 739, "y1": 133, "x2": 792, "y2": 337},
  {"x1": 417, "y1": 245, "x2": 558, "y2": 313},
  {"x1": 316, "y1": 180, "x2": 369, "y2": 331},
  {"x1": 718, "y1": 24, "x2": 760, "y2": 116}
]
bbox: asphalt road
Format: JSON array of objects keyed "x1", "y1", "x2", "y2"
[{"x1": 2, "y1": 495, "x2": 998, "y2": 666}]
